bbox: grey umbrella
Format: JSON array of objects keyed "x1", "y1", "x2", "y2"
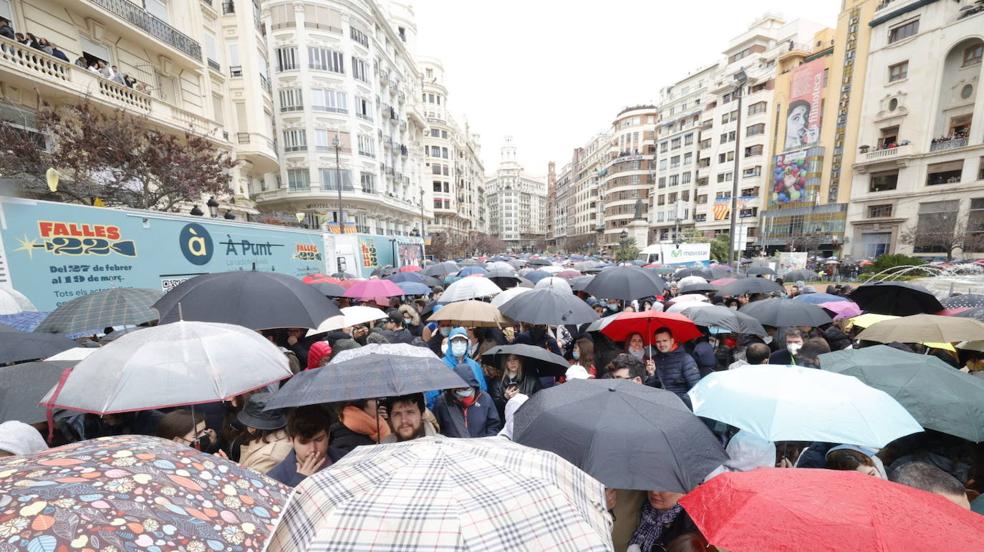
[
  {"x1": 942, "y1": 294, "x2": 984, "y2": 309},
  {"x1": 498, "y1": 288, "x2": 599, "y2": 326},
  {"x1": 423, "y1": 261, "x2": 460, "y2": 278},
  {"x1": 740, "y1": 298, "x2": 832, "y2": 328},
  {"x1": 0, "y1": 331, "x2": 75, "y2": 364},
  {"x1": 34, "y1": 288, "x2": 163, "y2": 335},
  {"x1": 584, "y1": 265, "x2": 666, "y2": 301},
  {"x1": 674, "y1": 267, "x2": 713, "y2": 280},
  {"x1": 513, "y1": 379, "x2": 727, "y2": 492},
  {"x1": 717, "y1": 277, "x2": 785, "y2": 297},
  {"x1": 310, "y1": 282, "x2": 347, "y2": 297},
  {"x1": 679, "y1": 282, "x2": 719, "y2": 295},
  {"x1": 569, "y1": 275, "x2": 595, "y2": 292},
  {"x1": 481, "y1": 344, "x2": 570, "y2": 378},
  {"x1": 745, "y1": 266, "x2": 776, "y2": 277},
  {"x1": 0, "y1": 360, "x2": 74, "y2": 423},
  {"x1": 783, "y1": 269, "x2": 817, "y2": 282},
  {"x1": 681, "y1": 305, "x2": 767, "y2": 337}
]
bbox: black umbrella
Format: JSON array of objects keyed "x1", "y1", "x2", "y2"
[
  {"x1": 647, "y1": 267, "x2": 676, "y2": 276},
  {"x1": 584, "y1": 265, "x2": 666, "y2": 301},
  {"x1": 569, "y1": 275, "x2": 595, "y2": 292},
  {"x1": 942, "y1": 294, "x2": 984, "y2": 309},
  {"x1": 674, "y1": 268, "x2": 713, "y2": 280},
  {"x1": 33, "y1": 288, "x2": 163, "y2": 335},
  {"x1": 739, "y1": 297, "x2": 832, "y2": 328},
  {"x1": 848, "y1": 281, "x2": 943, "y2": 316},
  {"x1": 422, "y1": 261, "x2": 460, "y2": 278},
  {"x1": 308, "y1": 282, "x2": 346, "y2": 296},
  {"x1": 498, "y1": 288, "x2": 599, "y2": 326},
  {"x1": 678, "y1": 283, "x2": 719, "y2": 295},
  {"x1": 0, "y1": 331, "x2": 75, "y2": 364},
  {"x1": 957, "y1": 307, "x2": 984, "y2": 322},
  {"x1": 513, "y1": 379, "x2": 727, "y2": 492},
  {"x1": 0, "y1": 360, "x2": 74, "y2": 423},
  {"x1": 717, "y1": 278, "x2": 785, "y2": 297},
  {"x1": 153, "y1": 271, "x2": 341, "y2": 329},
  {"x1": 265, "y1": 353, "x2": 467, "y2": 410},
  {"x1": 0, "y1": 323, "x2": 17, "y2": 332},
  {"x1": 745, "y1": 265, "x2": 776, "y2": 276},
  {"x1": 527, "y1": 259, "x2": 552, "y2": 267},
  {"x1": 480, "y1": 344, "x2": 570, "y2": 378},
  {"x1": 681, "y1": 305, "x2": 767, "y2": 337},
  {"x1": 387, "y1": 272, "x2": 442, "y2": 287},
  {"x1": 783, "y1": 269, "x2": 817, "y2": 282}
]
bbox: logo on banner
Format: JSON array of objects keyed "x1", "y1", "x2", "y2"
[
  {"x1": 179, "y1": 223, "x2": 213, "y2": 265},
  {"x1": 16, "y1": 221, "x2": 137, "y2": 258},
  {"x1": 712, "y1": 201, "x2": 730, "y2": 221},
  {"x1": 294, "y1": 243, "x2": 322, "y2": 261}
]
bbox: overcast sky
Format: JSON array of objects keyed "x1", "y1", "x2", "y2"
[{"x1": 413, "y1": 1, "x2": 839, "y2": 180}]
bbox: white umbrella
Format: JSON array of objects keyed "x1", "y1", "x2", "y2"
[
  {"x1": 539, "y1": 265, "x2": 564, "y2": 274},
  {"x1": 306, "y1": 306, "x2": 387, "y2": 336},
  {"x1": 485, "y1": 261, "x2": 515, "y2": 273},
  {"x1": 329, "y1": 342, "x2": 440, "y2": 364},
  {"x1": 678, "y1": 275, "x2": 708, "y2": 288},
  {"x1": 41, "y1": 321, "x2": 292, "y2": 414},
  {"x1": 0, "y1": 288, "x2": 36, "y2": 315},
  {"x1": 46, "y1": 347, "x2": 97, "y2": 362},
  {"x1": 667, "y1": 301, "x2": 713, "y2": 314},
  {"x1": 491, "y1": 287, "x2": 532, "y2": 308},
  {"x1": 440, "y1": 276, "x2": 502, "y2": 303},
  {"x1": 535, "y1": 276, "x2": 573, "y2": 295}
]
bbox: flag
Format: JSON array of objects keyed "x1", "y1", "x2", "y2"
[{"x1": 713, "y1": 199, "x2": 730, "y2": 221}]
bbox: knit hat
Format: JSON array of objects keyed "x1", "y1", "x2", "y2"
[
  {"x1": 0, "y1": 421, "x2": 47, "y2": 456},
  {"x1": 307, "y1": 341, "x2": 333, "y2": 369}
]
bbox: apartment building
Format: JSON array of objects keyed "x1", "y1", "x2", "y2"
[
  {"x1": 486, "y1": 137, "x2": 547, "y2": 251},
  {"x1": 601, "y1": 105, "x2": 657, "y2": 245}
]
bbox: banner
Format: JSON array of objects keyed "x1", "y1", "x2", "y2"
[
  {"x1": 712, "y1": 200, "x2": 730, "y2": 221},
  {"x1": 660, "y1": 243, "x2": 711, "y2": 265},
  {"x1": 783, "y1": 58, "x2": 825, "y2": 151},
  {"x1": 777, "y1": 252, "x2": 809, "y2": 274},
  {"x1": 398, "y1": 243, "x2": 423, "y2": 267},
  {"x1": 770, "y1": 147, "x2": 823, "y2": 207}
]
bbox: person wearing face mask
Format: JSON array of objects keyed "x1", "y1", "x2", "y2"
[
  {"x1": 433, "y1": 363, "x2": 502, "y2": 438},
  {"x1": 423, "y1": 327, "x2": 489, "y2": 411},
  {"x1": 235, "y1": 393, "x2": 292, "y2": 474},
  {"x1": 769, "y1": 328, "x2": 805, "y2": 365},
  {"x1": 425, "y1": 314, "x2": 452, "y2": 357}
]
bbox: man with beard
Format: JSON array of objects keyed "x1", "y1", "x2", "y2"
[{"x1": 381, "y1": 393, "x2": 437, "y2": 443}]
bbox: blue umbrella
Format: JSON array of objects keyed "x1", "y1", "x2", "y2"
[
  {"x1": 396, "y1": 281, "x2": 431, "y2": 296},
  {"x1": 387, "y1": 272, "x2": 442, "y2": 287},
  {"x1": 794, "y1": 293, "x2": 849, "y2": 305},
  {"x1": 0, "y1": 311, "x2": 49, "y2": 332},
  {"x1": 688, "y1": 365, "x2": 922, "y2": 448},
  {"x1": 457, "y1": 266, "x2": 488, "y2": 277},
  {"x1": 524, "y1": 270, "x2": 550, "y2": 283}
]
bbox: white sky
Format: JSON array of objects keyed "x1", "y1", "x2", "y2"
[{"x1": 413, "y1": 0, "x2": 840, "y2": 179}]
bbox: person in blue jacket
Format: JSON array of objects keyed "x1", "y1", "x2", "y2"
[{"x1": 424, "y1": 327, "x2": 488, "y2": 410}]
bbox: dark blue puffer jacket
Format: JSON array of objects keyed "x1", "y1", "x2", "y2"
[{"x1": 655, "y1": 346, "x2": 701, "y2": 399}]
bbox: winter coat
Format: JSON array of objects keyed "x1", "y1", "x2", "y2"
[
  {"x1": 266, "y1": 447, "x2": 344, "y2": 487},
  {"x1": 425, "y1": 328, "x2": 488, "y2": 410},
  {"x1": 769, "y1": 349, "x2": 797, "y2": 366},
  {"x1": 687, "y1": 339, "x2": 717, "y2": 377},
  {"x1": 328, "y1": 421, "x2": 377, "y2": 456},
  {"x1": 433, "y1": 391, "x2": 502, "y2": 438},
  {"x1": 823, "y1": 326, "x2": 853, "y2": 351},
  {"x1": 380, "y1": 327, "x2": 415, "y2": 344},
  {"x1": 654, "y1": 346, "x2": 701, "y2": 398},
  {"x1": 239, "y1": 430, "x2": 292, "y2": 475},
  {"x1": 490, "y1": 372, "x2": 542, "y2": 418}
]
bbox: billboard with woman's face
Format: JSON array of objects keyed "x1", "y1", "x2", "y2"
[{"x1": 783, "y1": 58, "x2": 825, "y2": 151}]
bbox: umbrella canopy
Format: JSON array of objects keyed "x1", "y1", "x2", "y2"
[
  {"x1": 490, "y1": 286, "x2": 532, "y2": 308},
  {"x1": 0, "y1": 435, "x2": 289, "y2": 552},
  {"x1": 710, "y1": 277, "x2": 736, "y2": 287},
  {"x1": 569, "y1": 275, "x2": 595, "y2": 292},
  {"x1": 265, "y1": 350, "x2": 467, "y2": 409},
  {"x1": 422, "y1": 261, "x2": 460, "y2": 277},
  {"x1": 745, "y1": 265, "x2": 776, "y2": 276},
  {"x1": 821, "y1": 300, "x2": 862, "y2": 319},
  {"x1": 439, "y1": 276, "x2": 502, "y2": 303},
  {"x1": 457, "y1": 265, "x2": 488, "y2": 277},
  {"x1": 395, "y1": 281, "x2": 431, "y2": 296},
  {"x1": 306, "y1": 305, "x2": 387, "y2": 336},
  {"x1": 681, "y1": 305, "x2": 767, "y2": 337},
  {"x1": 386, "y1": 271, "x2": 442, "y2": 287},
  {"x1": 820, "y1": 345, "x2": 984, "y2": 442},
  {"x1": 585, "y1": 313, "x2": 619, "y2": 333},
  {"x1": 0, "y1": 287, "x2": 36, "y2": 315},
  {"x1": 0, "y1": 311, "x2": 48, "y2": 332},
  {"x1": 34, "y1": 288, "x2": 163, "y2": 335},
  {"x1": 343, "y1": 279, "x2": 404, "y2": 300},
  {"x1": 481, "y1": 343, "x2": 570, "y2": 378},
  {"x1": 524, "y1": 270, "x2": 551, "y2": 283},
  {"x1": 427, "y1": 300, "x2": 508, "y2": 328},
  {"x1": 956, "y1": 306, "x2": 984, "y2": 322},
  {"x1": 557, "y1": 269, "x2": 582, "y2": 279},
  {"x1": 370, "y1": 265, "x2": 396, "y2": 278},
  {"x1": 485, "y1": 261, "x2": 515, "y2": 273},
  {"x1": 535, "y1": 276, "x2": 574, "y2": 294},
  {"x1": 680, "y1": 469, "x2": 984, "y2": 552},
  {"x1": 849, "y1": 281, "x2": 944, "y2": 316},
  {"x1": 716, "y1": 277, "x2": 785, "y2": 297},
  {"x1": 678, "y1": 282, "x2": 718, "y2": 295},
  {"x1": 0, "y1": 330, "x2": 75, "y2": 364},
  {"x1": 602, "y1": 310, "x2": 702, "y2": 345},
  {"x1": 41, "y1": 321, "x2": 293, "y2": 414},
  {"x1": 793, "y1": 292, "x2": 849, "y2": 305},
  {"x1": 673, "y1": 267, "x2": 713, "y2": 280},
  {"x1": 309, "y1": 282, "x2": 347, "y2": 296},
  {"x1": 958, "y1": 340, "x2": 984, "y2": 353},
  {"x1": 678, "y1": 275, "x2": 708, "y2": 287},
  {"x1": 485, "y1": 266, "x2": 519, "y2": 280},
  {"x1": 46, "y1": 347, "x2": 97, "y2": 361},
  {"x1": 399, "y1": 264, "x2": 422, "y2": 272},
  {"x1": 942, "y1": 293, "x2": 984, "y2": 309},
  {"x1": 266, "y1": 436, "x2": 612, "y2": 552},
  {"x1": 499, "y1": 288, "x2": 599, "y2": 326},
  {"x1": 782, "y1": 269, "x2": 818, "y2": 281},
  {"x1": 849, "y1": 312, "x2": 897, "y2": 329},
  {"x1": 857, "y1": 314, "x2": 984, "y2": 344},
  {"x1": 153, "y1": 271, "x2": 341, "y2": 330},
  {"x1": 330, "y1": 342, "x2": 438, "y2": 364},
  {"x1": 739, "y1": 297, "x2": 832, "y2": 328},
  {"x1": 514, "y1": 379, "x2": 726, "y2": 492},
  {"x1": 331, "y1": 272, "x2": 358, "y2": 279},
  {"x1": 527, "y1": 258, "x2": 553, "y2": 267},
  {"x1": 0, "y1": 360, "x2": 74, "y2": 423},
  {"x1": 688, "y1": 365, "x2": 923, "y2": 447},
  {"x1": 516, "y1": 277, "x2": 535, "y2": 288},
  {"x1": 585, "y1": 265, "x2": 666, "y2": 301}
]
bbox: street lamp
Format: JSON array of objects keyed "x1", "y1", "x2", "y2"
[
  {"x1": 190, "y1": 205, "x2": 204, "y2": 216},
  {"x1": 727, "y1": 69, "x2": 748, "y2": 269},
  {"x1": 224, "y1": 210, "x2": 235, "y2": 220},
  {"x1": 333, "y1": 135, "x2": 344, "y2": 234},
  {"x1": 206, "y1": 196, "x2": 220, "y2": 218},
  {"x1": 419, "y1": 187, "x2": 427, "y2": 257}
]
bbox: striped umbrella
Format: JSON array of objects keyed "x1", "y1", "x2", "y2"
[{"x1": 34, "y1": 288, "x2": 163, "y2": 335}]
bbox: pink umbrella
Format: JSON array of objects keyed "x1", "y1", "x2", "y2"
[
  {"x1": 343, "y1": 279, "x2": 404, "y2": 299},
  {"x1": 399, "y1": 265, "x2": 422, "y2": 273},
  {"x1": 557, "y1": 270, "x2": 583, "y2": 279},
  {"x1": 821, "y1": 300, "x2": 862, "y2": 319},
  {"x1": 711, "y1": 277, "x2": 737, "y2": 286}
]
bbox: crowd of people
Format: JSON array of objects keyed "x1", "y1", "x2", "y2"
[{"x1": 2, "y1": 257, "x2": 983, "y2": 551}]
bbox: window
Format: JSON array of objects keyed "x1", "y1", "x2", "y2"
[
  {"x1": 671, "y1": 138, "x2": 681, "y2": 150},
  {"x1": 888, "y1": 61, "x2": 908, "y2": 82},
  {"x1": 352, "y1": 57, "x2": 370, "y2": 83},
  {"x1": 659, "y1": 159, "x2": 667, "y2": 170},
  {"x1": 743, "y1": 166, "x2": 761, "y2": 178},
  {"x1": 430, "y1": 129, "x2": 440, "y2": 138},
  {"x1": 350, "y1": 26, "x2": 369, "y2": 48},
  {"x1": 868, "y1": 204, "x2": 893, "y2": 218},
  {"x1": 432, "y1": 164, "x2": 442, "y2": 176},
  {"x1": 967, "y1": 198, "x2": 984, "y2": 251},
  {"x1": 276, "y1": 47, "x2": 297, "y2": 72},
  {"x1": 914, "y1": 200, "x2": 959, "y2": 253},
  {"x1": 145, "y1": 0, "x2": 168, "y2": 22},
  {"x1": 311, "y1": 88, "x2": 346, "y2": 112},
  {"x1": 357, "y1": 134, "x2": 375, "y2": 157},
  {"x1": 719, "y1": 131, "x2": 736, "y2": 144},
  {"x1": 745, "y1": 145, "x2": 763, "y2": 157},
  {"x1": 888, "y1": 19, "x2": 918, "y2": 44},
  {"x1": 204, "y1": 30, "x2": 219, "y2": 69},
  {"x1": 748, "y1": 101, "x2": 767, "y2": 115},
  {"x1": 681, "y1": 172, "x2": 692, "y2": 184},
  {"x1": 320, "y1": 168, "x2": 353, "y2": 191},
  {"x1": 870, "y1": 170, "x2": 899, "y2": 192},
  {"x1": 717, "y1": 172, "x2": 733, "y2": 183},
  {"x1": 965, "y1": 44, "x2": 983, "y2": 67},
  {"x1": 746, "y1": 123, "x2": 765, "y2": 136},
  {"x1": 287, "y1": 169, "x2": 310, "y2": 191},
  {"x1": 279, "y1": 88, "x2": 303, "y2": 112},
  {"x1": 658, "y1": 177, "x2": 666, "y2": 188},
  {"x1": 659, "y1": 142, "x2": 668, "y2": 153},
  {"x1": 926, "y1": 161, "x2": 963, "y2": 186},
  {"x1": 360, "y1": 172, "x2": 376, "y2": 193},
  {"x1": 442, "y1": 147, "x2": 449, "y2": 159},
  {"x1": 670, "y1": 155, "x2": 680, "y2": 168},
  {"x1": 355, "y1": 97, "x2": 372, "y2": 120},
  {"x1": 740, "y1": 187, "x2": 759, "y2": 197},
  {"x1": 683, "y1": 152, "x2": 693, "y2": 165},
  {"x1": 308, "y1": 47, "x2": 344, "y2": 73},
  {"x1": 669, "y1": 175, "x2": 679, "y2": 186},
  {"x1": 283, "y1": 129, "x2": 306, "y2": 152},
  {"x1": 980, "y1": 157, "x2": 984, "y2": 181},
  {"x1": 684, "y1": 133, "x2": 694, "y2": 146},
  {"x1": 878, "y1": 126, "x2": 899, "y2": 148},
  {"x1": 695, "y1": 213, "x2": 707, "y2": 222}
]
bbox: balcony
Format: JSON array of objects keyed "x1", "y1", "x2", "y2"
[
  {"x1": 929, "y1": 136, "x2": 969, "y2": 152},
  {"x1": 87, "y1": 0, "x2": 202, "y2": 60},
  {"x1": 853, "y1": 143, "x2": 915, "y2": 173}
]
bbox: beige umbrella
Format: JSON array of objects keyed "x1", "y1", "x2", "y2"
[
  {"x1": 427, "y1": 300, "x2": 509, "y2": 328},
  {"x1": 857, "y1": 314, "x2": 984, "y2": 344},
  {"x1": 957, "y1": 340, "x2": 984, "y2": 353}
]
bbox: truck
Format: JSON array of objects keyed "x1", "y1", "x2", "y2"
[{"x1": 638, "y1": 242, "x2": 711, "y2": 266}]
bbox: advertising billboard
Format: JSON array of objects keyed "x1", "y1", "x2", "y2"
[
  {"x1": 783, "y1": 58, "x2": 825, "y2": 151},
  {"x1": 770, "y1": 147, "x2": 823, "y2": 208},
  {"x1": 660, "y1": 243, "x2": 711, "y2": 266}
]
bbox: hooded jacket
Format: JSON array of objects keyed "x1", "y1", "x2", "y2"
[
  {"x1": 306, "y1": 341, "x2": 332, "y2": 369},
  {"x1": 654, "y1": 345, "x2": 701, "y2": 398},
  {"x1": 432, "y1": 364, "x2": 502, "y2": 438},
  {"x1": 425, "y1": 327, "x2": 488, "y2": 410}
]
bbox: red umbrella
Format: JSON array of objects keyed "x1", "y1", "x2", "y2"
[
  {"x1": 710, "y1": 277, "x2": 737, "y2": 286},
  {"x1": 302, "y1": 273, "x2": 334, "y2": 284},
  {"x1": 643, "y1": 263, "x2": 662, "y2": 269},
  {"x1": 681, "y1": 469, "x2": 984, "y2": 552},
  {"x1": 601, "y1": 310, "x2": 701, "y2": 345},
  {"x1": 939, "y1": 307, "x2": 971, "y2": 316},
  {"x1": 399, "y1": 265, "x2": 423, "y2": 273},
  {"x1": 343, "y1": 279, "x2": 404, "y2": 299},
  {"x1": 337, "y1": 279, "x2": 363, "y2": 289}
]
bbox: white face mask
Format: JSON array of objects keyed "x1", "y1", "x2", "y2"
[
  {"x1": 572, "y1": 349, "x2": 581, "y2": 361},
  {"x1": 451, "y1": 341, "x2": 468, "y2": 358},
  {"x1": 787, "y1": 342, "x2": 802, "y2": 355},
  {"x1": 439, "y1": 326, "x2": 451, "y2": 337},
  {"x1": 454, "y1": 387, "x2": 474, "y2": 398}
]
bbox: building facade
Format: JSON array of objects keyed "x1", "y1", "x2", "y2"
[
  {"x1": 486, "y1": 137, "x2": 547, "y2": 250},
  {"x1": 601, "y1": 105, "x2": 657, "y2": 246},
  {"x1": 846, "y1": 0, "x2": 984, "y2": 259}
]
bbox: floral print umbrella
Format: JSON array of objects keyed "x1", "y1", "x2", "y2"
[{"x1": 0, "y1": 435, "x2": 289, "y2": 552}]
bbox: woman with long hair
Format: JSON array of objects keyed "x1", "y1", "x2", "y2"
[{"x1": 490, "y1": 354, "x2": 542, "y2": 418}]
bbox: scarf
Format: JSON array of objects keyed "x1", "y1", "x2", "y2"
[
  {"x1": 457, "y1": 393, "x2": 477, "y2": 408},
  {"x1": 629, "y1": 503, "x2": 683, "y2": 551},
  {"x1": 340, "y1": 405, "x2": 391, "y2": 442}
]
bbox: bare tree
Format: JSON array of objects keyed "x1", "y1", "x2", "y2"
[{"x1": 899, "y1": 223, "x2": 967, "y2": 261}]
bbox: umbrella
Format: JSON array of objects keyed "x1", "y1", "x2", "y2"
[
  {"x1": 0, "y1": 330, "x2": 75, "y2": 364},
  {"x1": 46, "y1": 347, "x2": 97, "y2": 361},
  {"x1": 956, "y1": 306, "x2": 984, "y2": 322},
  {"x1": 535, "y1": 276, "x2": 573, "y2": 294},
  {"x1": 514, "y1": 379, "x2": 726, "y2": 492},
  {"x1": 499, "y1": 288, "x2": 599, "y2": 326},
  {"x1": 458, "y1": 258, "x2": 480, "y2": 266},
  {"x1": 329, "y1": 342, "x2": 438, "y2": 364},
  {"x1": 957, "y1": 340, "x2": 984, "y2": 353},
  {"x1": 153, "y1": 271, "x2": 341, "y2": 330},
  {"x1": 688, "y1": 365, "x2": 922, "y2": 447},
  {"x1": 585, "y1": 313, "x2": 619, "y2": 333},
  {"x1": 41, "y1": 321, "x2": 293, "y2": 414},
  {"x1": 681, "y1": 305, "x2": 767, "y2": 337},
  {"x1": 524, "y1": 270, "x2": 550, "y2": 283},
  {"x1": 399, "y1": 264, "x2": 422, "y2": 272},
  {"x1": 516, "y1": 277, "x2": 535, "y2": 288},
  {"x1": 302, "y1": 273, "x2": 335, "y2": 284},
  {"x1": 666, "y1": 300, "x2": 712, "y2": 314},
  {"x1": 678, "y1": 275, "x2": 708, "y2": 287},
  {"x1": 427, "y1": 300, "x2": 508, "y2": 328},
  {"x1": 386, "y1": 271, "x2": 442, "y2": 287},
  {"x1": 265, "y1": 350, "x2": 466, "y2": 409},
  {"x1": 34, "y1": 288, "x2": 163, "y2": 335},
  {"x1": 331, "y1": 272, "x2": 358, "y2": 279},
  {"x1": 422, "y1": 261, "x2": 459, "y2": 277},
  {"x1": 647, "y1": 266, "x2": 676, "y2": 276},
  {"x1": 782, "y1": 268, "x2": 818, "y2": 281},
  {"x1": 849, "y1": 312, "x2": 897, "y2": 329},
  {"x1": 0, "y1": 360, "x2": 74, "y2": 423},
  {"x1": 457, "y1": 266, "x2": 488, "y2": 277},
  {"x1": 857, "y1": 314, "x2": 984, "y2": 344},
  {"x1": 485, "y1": 261, "x2": 515, "y2": 273},
  {"x1": 584, "y1": 265, "x2": 666, "y2": 301},
  {"x1": 678, "y1": 282, "x2": 718, "y2": 295},
  {"x1": 793, "y1": 292, "x2": 849, "y2": 305},
  {"x1": 370, "y1": 265, "x2": 396, "y2": 278},
  {"x1": 849, "y1": 281, "x2": 944, "y2": 316},
  {"x1": 821, "y1": 300, "x2": 862, "y2": 319},
  {"x1": 717, "y1": 277, "x2": 785, "y2": 297},
  {"x1": 820, "y1": 345, "x2": 984, "y2": 442},
  {"x1": 395, "y1": 281, "x2": 431, "y2": 296},
  {"x1": 481, "y1": 343, "x2": 570, "y2": 378},
  {"x1": 710, "y1": 277, "x2": 736, "y2": 287},
  {"x1": 343, "y1": 279, "x2": 404, "y2": 300},
  {"x1": 602, "y1": 310, "x2": 702, "y2": 345},
  {"x1": 673, "y1": 267, "x2": 712, "y2": 280},
  {"x1": 309, "y1": 282, "x2": 347, "y2": 296},
  {"x1": 745, "y1": 265, "x2": 776, "y2": 276},
  {"x1": 680, "y1": 469, "x2": 984, "y2": 552},
  {"x1": 0, "y1": 311, "x2": 49, "y2": 332},
  {"x1": 306, "y1": 305, "x2": 387, "y2": 336},
  {"x1": 527, "y1": 258, "x2": 553, "y2": 267},
  {"x1": 739, "y1": 297, "x2": 832, "y2": 327},
  {"x1": 569, "y1": 275, "x2": 595, "y2": 292},
  {"x1": 439, "y1": 276, "x2": 501, "y2": 303},
  {"x1": 557, "y1": 269, "x2": 582, "y2": 279},
  {"x1": 266, "y1": 436, "x2": 612, "y2": 552},
  {"x1": 942, "y1": 293, "x2": 984, "y2": 309},
  {"x1": 485, "y1": 266, "x2": 519, "y2": 280},
  {"x1": 540, "y1": 265, "x2": 564, "y2": 274},
  {"x1": 490, "y1": 286, "x2": 532, "y2": 308},
  {"x1": 708, "y1": 265, "x2": 734, "y2": 280},
  {"x1": 0, "y1": 287, "x2": 36, "y2": 315},
  {"x1": 0, "y1": 435, "x2": 288, "y2": 551}
]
